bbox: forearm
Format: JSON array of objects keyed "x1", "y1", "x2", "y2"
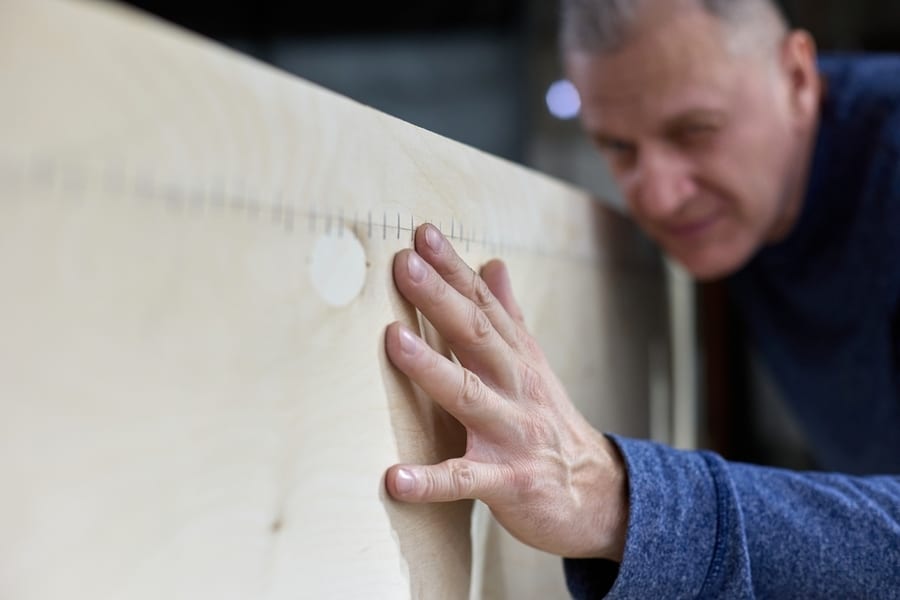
[{"x1": 566, "y1": 437, "x2": 900, "y2": 598}]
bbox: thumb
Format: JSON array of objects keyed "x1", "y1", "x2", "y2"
[
  {"x1": 480, "y1": 260, "x2": 525, "y2": 326},
  {"x1": 386, "y1": 459, "x2": 510, "y2": 504}
]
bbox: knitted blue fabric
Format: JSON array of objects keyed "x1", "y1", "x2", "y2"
[{"x1": 564, "y1": 55, "x2": 900, "y2": 598}]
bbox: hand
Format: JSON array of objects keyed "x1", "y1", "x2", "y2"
[{"x1": 383, "y1": 224, "x2": 628, "y2": 561}]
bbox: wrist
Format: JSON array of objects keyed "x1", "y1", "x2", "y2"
[{"x1": 596, "y1": 434, "x2": 629, "y2": 561}]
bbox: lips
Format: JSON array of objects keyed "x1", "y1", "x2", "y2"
[{"x1": 665, "y1": 213, "x2": 722, "y2": 239}]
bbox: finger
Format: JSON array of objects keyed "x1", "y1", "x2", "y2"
[
  {"x1": 385, "y1": 458, "x2": 513, "y2": 504},
  {"x1": 385, "y1": 322, "x2": 514, "y2": 434},
  {"x1": 393, "y1": 248, "x2": 513, "y2": 385},
  {"x1": 413, "y1": 224, "x2": 520, "y2": 348},
  {"x1": 480, "y1": 259, "x2": 525, "y2": 327}
]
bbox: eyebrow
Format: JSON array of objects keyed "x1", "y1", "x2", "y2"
[
  {"x1": 662, "y1": 110, "x2": 727, "y2": 134},
  {"x1": 590, "y1": 133, "x2": 637, "y2": 152},
  {"x1": 589, "y1": 109, "x2": 727, "y2": 149}
]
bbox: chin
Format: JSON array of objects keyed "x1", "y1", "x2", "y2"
[{"x1": 668, "y1": 242, "x2": 758, "y2": 281}]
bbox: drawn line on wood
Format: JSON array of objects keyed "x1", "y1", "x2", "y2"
[{"x1": 1, "y1": 158, "x2": 610, "y2": 264}]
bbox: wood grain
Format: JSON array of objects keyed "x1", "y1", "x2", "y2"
[{"x1": 0, "y1": 1, "x2": 668, "y2": 597}]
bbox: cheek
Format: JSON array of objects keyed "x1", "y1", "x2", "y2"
[
  {"x1": 723, "y1": 122, "x2": 795, "y2": 218},
  {"x1": 697, "y1": 150, "x2": 776, "y2": 229}
]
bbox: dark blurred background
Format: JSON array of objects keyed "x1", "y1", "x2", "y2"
[
  {"x1": 122, "y1": 0, "x2": 900, "y2": 467},
  {"x1": 121, "y1": 0, "x2": 900, "y2": 203}
]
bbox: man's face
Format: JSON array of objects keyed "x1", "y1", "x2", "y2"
[{"x1": 566, "y1": 8, "x2": 812, "y2": 280}]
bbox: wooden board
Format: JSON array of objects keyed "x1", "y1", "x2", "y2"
[{"x1": 0, "y1": 1, "x2": 669, "y2": 597}]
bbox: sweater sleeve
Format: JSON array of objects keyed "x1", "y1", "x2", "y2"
[{"x1": 564, "y1": 435, "x2": 900, "y2": 598}]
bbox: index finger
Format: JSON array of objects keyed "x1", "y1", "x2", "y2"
[{"x1": 413, "y1": 224, "x2": 522, "y2": 349}]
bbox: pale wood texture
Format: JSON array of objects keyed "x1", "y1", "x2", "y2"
[{"x1": 0, "y1": 1, "x2": 669, "y2": 598}]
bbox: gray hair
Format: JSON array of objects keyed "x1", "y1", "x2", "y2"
[{"x1": 560, "y1": 0, "x2": 789, "y2": 54}]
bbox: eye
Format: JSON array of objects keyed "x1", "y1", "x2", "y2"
[
  {"x1": 674, "y1": 123, "x2": 719, "y2": 149},
  {"x1": 596, "y1": 140, "x2": 638, "y2": 170}
]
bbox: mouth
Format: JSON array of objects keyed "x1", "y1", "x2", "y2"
[{"x1": 664, "y1": 214, "x2": 722, "y2": 240}]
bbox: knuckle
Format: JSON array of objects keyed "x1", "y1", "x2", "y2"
[
  {"x1": 518, "y1": 413, "x2": 550, "y2": 445},
  {"x1": 517, "y1": 331, "x2": 543, "y2": 359},
  {"x1": 471, "y1": 272, "x2": 494, "y2": 311},
  {"x1": 422, "y1": 345, "x2": 442, "y2": 372},
  {"x1": 466, "y1": 305, "x2": 494, "y2": 346},
  {"x1": 449, "y1": 461, "x2": 476, "y2": 498},
  {"x1": 510, "y1": 462, "x2": 539, "y2": 498},
  {"x1": 519, "y1": 363, "x2": 548, "y2": 401},
  {"x1": 456, "y1": 368, "x2": 486, "y2": 413},
  {"x1": 419, "y1": 469, "x2": 438, "y2": 500},
  {"x1": 427, "y1": 275, "x2": 450, "y2": 304},
  {"x1": 444, "y1": 254, "x2": 466, "y2": 279}
]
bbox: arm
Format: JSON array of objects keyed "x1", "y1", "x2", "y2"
[{"x1": 567, "y1": 438, "x2": 900, "y2": 598}]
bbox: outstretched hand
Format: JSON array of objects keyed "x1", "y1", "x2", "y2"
[{"x1": 384, "y1": 223, "x2": 628, "y2": 561}]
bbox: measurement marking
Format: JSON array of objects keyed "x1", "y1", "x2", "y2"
[
  {"x1": 247, "y1": 195, "x2": 260, "y2": 220},
  {"x1": 271, "y1": 192, "x2": 283, "y2": 224},
  {"x1": 410, "y1": 214, "x2": 415, "y2": 242},
  {"x1": 105, "y1": 162, "x2": 125, "y2": 197},
  {"x1": 164, "y1": 184, "x2": 183, "y2": 214},
  {"x1": 285, "y1": 205, "x2": 295, "y2": 232},
  {"x1": 383, "y1": 212, "x2": 387, "y2": 240},
  {"x1": 189, "y1": 185, "x2": 204, "y2": 213},
  {"x1": 397, "y1": 212, "x2": 401, "y2": 240},
  {"x1": 229, "y1": 185, "x2": 245, "y2": 212},
  {"x1": 338, "y1": 209, "x2": 344, "y2": 237},
  {"x1": 209, "y1": 181, "x2": 224, "y2": 210},
  {"x1": 451, "y1": 218, "x2": 455, "y2": 240},
  {"x1": 368, "y1": 211, "x2": 373, "y2": 239}
]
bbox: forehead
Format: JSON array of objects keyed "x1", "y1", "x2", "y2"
[{"x1": 566, "y1": 10, "x2": 748, "y2": 131}]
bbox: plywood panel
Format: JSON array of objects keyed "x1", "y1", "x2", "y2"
[{"x1": 0, "y1": 1, "x2": 668, "y2": 598}]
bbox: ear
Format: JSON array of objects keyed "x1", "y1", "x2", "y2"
[{"x1": 779, "y1": 30, "x2": 821, "y2": 123}]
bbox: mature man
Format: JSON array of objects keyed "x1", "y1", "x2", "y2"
[{"x1": 384, "y1": 0, "x2": 900, "y2": 596}]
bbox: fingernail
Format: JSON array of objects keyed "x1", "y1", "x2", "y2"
[
  {"x1": 424, "y1": 225, "x2": 444, "y2": 252},
  {"x1": 398, "y1": 326, "x2": 420, "y2": 355},
  {"x1": 395, "y1": 468, "x2": 416, "y2": 495},
  {"x1": 407, "y1": 252, "x2": 426, "y2": 283}
]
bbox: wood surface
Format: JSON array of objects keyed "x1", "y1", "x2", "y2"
[{"x1": 0, "y1": 1, "x2": 669, "y2": 597}]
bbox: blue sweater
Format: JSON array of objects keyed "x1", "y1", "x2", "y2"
[{"x1": 564, "y1": 55, "x2": 900, "y2": 598}]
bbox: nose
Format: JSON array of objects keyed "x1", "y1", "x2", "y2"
[{"x1": 626, "y1": 148, "x2": 697, "y2": 221}]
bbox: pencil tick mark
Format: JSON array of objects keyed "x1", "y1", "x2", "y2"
[{"x1": 285, "y1": 205, "x2": 295, "y2": 233}]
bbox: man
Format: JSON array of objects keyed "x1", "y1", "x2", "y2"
[{"x1": 384, "y1": 0, "x2": 900, "y2": 596}]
